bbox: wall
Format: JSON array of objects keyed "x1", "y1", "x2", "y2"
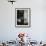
[{"x1": 0, "y1": 0, "x2": 46, "y2": 42}]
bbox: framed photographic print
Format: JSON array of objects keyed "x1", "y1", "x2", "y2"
[{"x1": 15, "y1": 8, "x2": 31, "y2": 28}]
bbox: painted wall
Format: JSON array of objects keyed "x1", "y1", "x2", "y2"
[{"x1": 0, "y1": 0, "x2": 46, "y2": 42}]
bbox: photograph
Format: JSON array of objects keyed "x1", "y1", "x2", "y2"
[
  {"x1": 0, "y1": 0, "x2": 46, "y2": 46},
  {"x1": 15, "y1": 8, "x2": 31, "y2": 28}
]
